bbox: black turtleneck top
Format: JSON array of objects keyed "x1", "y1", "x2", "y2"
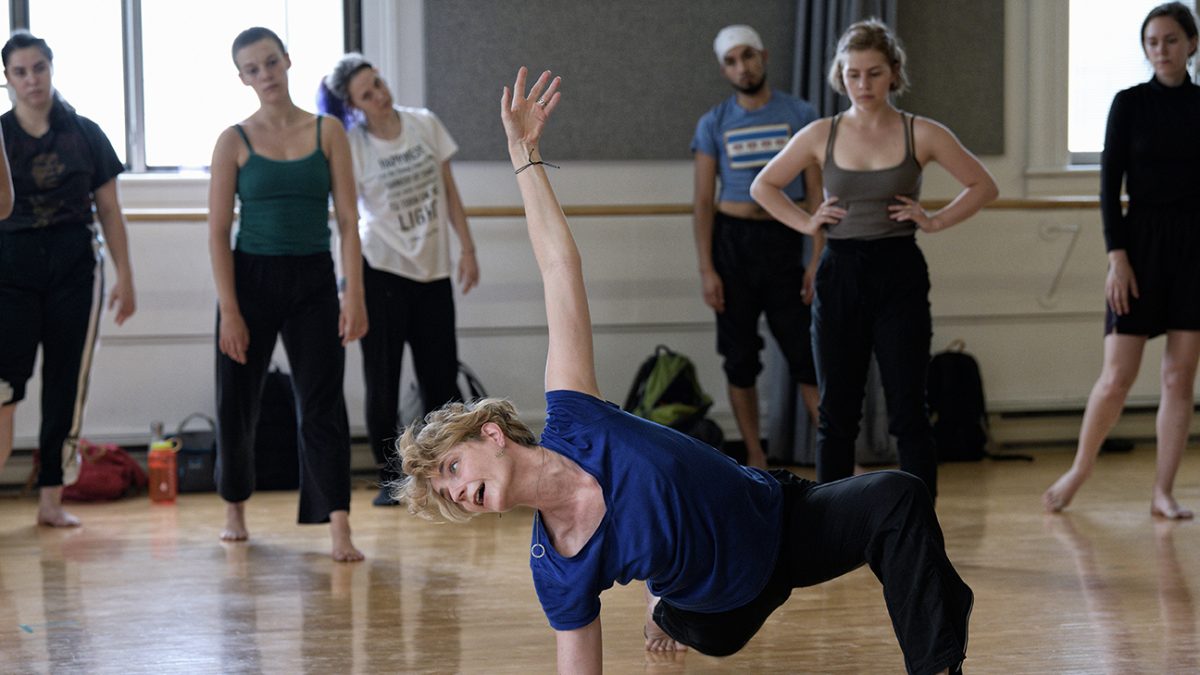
[{"x1": 1100, "y1": 76, "x2": 1200, "y2": 252}]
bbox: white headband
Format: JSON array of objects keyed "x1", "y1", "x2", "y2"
[{"x1": 713, "y1": 25, "x2": 763, "y2": 62}]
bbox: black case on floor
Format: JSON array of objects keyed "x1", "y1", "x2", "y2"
[
  {"x1": 253, "y1": 367, "x2": 300, "y2": 491},
  {"x1": 173, "y1": 413, "x2": 217, "y2": 493}
]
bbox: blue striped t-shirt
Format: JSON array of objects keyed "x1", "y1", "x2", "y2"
[{"x1": 691, "y1": 89, "x2": 817, "y2": 203}]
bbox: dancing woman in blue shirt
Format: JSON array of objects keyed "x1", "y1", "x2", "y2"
[{"x1": 397, "y1": 68, "x2": 972, "y2": 675}]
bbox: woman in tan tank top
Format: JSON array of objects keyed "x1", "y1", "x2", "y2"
[{"x1": 751, "y1": 20, "x2": 997, "y2": 499}]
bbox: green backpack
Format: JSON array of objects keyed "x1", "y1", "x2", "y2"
[{"x1": 622, "y1": 345, "x2": 723, "y2": 448}]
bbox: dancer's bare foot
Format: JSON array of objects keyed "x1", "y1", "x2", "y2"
[
  {"x1": 36, "y1": 487, "x2": 80, "y2": 528},
  {"x1": 1043, "y1": 467, "x2": 1090, "y2": 512},
  {"x1": 644, "y1": 649, "x2": 687, "y2": 666},
  {"x1": 643, "y1": 592, "x2": 687, "y2": 652},
  {"x1": 1151, "y1": 492, "x2": 1194, "y2": 520},
  {"x1": 330, "y1": 511, "x2": 363, "y2": 562},
  {"x1": 221, "y1": 501, "x2": 249, "y2": 541},
  {"x1": 644, "y1": 618, "x2": 688, "y2": 652}
]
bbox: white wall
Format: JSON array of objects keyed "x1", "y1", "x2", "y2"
[{"x1": 11, "y1": 0, "x2": 1173, "y2": 450}]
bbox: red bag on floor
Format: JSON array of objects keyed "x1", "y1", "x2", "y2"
[{"x1": 62, "y1": 440, "x2": 148, "y2": 502}]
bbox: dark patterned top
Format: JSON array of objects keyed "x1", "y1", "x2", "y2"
[{"x1": 0, "y1": 98, "x2": 123, "y2": 232}]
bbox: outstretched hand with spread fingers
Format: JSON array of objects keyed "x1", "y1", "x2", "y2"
[{"x1": 501, "y1": 67, "x2": 561, "y2": 152}]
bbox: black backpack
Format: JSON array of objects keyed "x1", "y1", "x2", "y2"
[
  {"x1": 926, "y1": 342, "x2": 990, "y2": 462},
  {"x1": 623, "y1": 345, "x2": 724, "y2": 450},
  {"x1": 927, "y1": 342, "x2": 1033, "y2": 463},
  {"x1": 253, "y1": 366, "x2": 300, "y2": 490}
]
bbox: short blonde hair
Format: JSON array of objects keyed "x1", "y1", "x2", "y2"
[
  {"x1": 393, "y1": 397, "x2": 537, "y2": 523},
  {"x1": 827, "y1": 19, "x2": 909, "y2": 96}
]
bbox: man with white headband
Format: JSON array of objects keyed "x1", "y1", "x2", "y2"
[{"x1": 691, "y1": 24, "x2": 821, "y2": 469}]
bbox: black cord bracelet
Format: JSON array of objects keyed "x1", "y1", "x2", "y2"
[{"x1": 514, "y1": 159, "x2": 560, "y2": 174}]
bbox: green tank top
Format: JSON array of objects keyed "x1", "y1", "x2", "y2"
[{"x1": 234, "y1": 117, "x2": 332, "y2": 255}]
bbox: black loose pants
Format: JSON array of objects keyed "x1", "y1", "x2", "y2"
[
  {"x1": 812, "y1": 236, "x2": 938, "y2": 497},
  {"x1": 215, "y1": 251, "x2": 351, "y2": 523},
  {"x1": 654, "y1": 470, "x2": 972, "y2": 674},
  {"x1": 359, "y1": 263, "x2": 460, "y2": 485}
]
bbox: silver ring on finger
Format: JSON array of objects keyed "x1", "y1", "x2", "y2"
[{"x1": 537, "y1": 98, "x2": 547, "y2": 106}]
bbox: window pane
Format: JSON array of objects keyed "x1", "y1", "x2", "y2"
[
  {"x1": 1068, "y1": 0, "x2": 1186, "y2": 155},
  {"x1": 31, "y1": 0, "x2": 126, "y2": 163},
  {"x1": 141, "y1": 0, "x2": 344, "y2": 169}
]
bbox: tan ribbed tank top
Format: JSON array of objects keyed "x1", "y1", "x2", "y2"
[{"x1": 822, "y1": 112, "x2": 923, "y2": 240}]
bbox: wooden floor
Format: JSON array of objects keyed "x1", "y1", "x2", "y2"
[{"x1": 1, "y1": 447, "x2": 1197, "y2": 674}]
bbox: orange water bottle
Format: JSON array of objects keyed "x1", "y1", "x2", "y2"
[{"x1": 148, "y1": 422, "x2": 179, "y2": 503}]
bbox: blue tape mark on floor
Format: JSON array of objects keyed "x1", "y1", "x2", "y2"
[{"x1": 17, "y1": 620, "x2": 78, "y2": 634}]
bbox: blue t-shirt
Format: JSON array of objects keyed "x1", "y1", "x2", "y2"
[
  {"x1": 531, "y1": 390, "x2": 782, "y2": 631},
  {"x1": 691, "y1": 89, "x2": 817, "y2": 203}
]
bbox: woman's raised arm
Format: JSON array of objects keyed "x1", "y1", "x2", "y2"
[{"x1": 501, "y1": 67, "x2": 599, "y2": 397}]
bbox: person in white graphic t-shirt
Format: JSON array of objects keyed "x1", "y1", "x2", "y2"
[{"x1": 320, "y1": 53, "x2": 480, "y2": 506}]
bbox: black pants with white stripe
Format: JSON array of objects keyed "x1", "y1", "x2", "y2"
[
  {"x1": 0, "y1": 224, "x2": 103, "y2": 487},
  {"x1": 214, "y1": 251, "x2": 351, "y2": 524}
]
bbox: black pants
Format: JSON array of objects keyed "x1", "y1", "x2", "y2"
[
  {"x1": 215, "y1": 251, "x2": 351, "y2": 523},
  {"x1": 654, "y1": 470, "x2": 971, "y2": 674},
  {"x1": 359, "y1": 263, "x2": 461, "y2": 484},
  {"x1": 812, "y1": 237, "x2": 937, "y2": 497},
  {"x1": 712, "y1": 212, "x2": 817, "y2": 387},
  {"x1": 0, "y1": 225, "x2": 103, "y2": 487}
]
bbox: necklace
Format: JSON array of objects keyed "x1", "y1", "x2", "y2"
[{"x1": 531, "y1": 447, "x2": 547, "y2": 560}]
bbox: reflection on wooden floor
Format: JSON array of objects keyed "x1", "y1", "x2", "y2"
[{"x1": 1, "y1": 446, "x2": 1197, "y2": 673}]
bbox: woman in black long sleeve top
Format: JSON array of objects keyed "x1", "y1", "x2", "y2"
[{"x1": 1044, "y1": 2, "x2": 1200, "y2": 520}]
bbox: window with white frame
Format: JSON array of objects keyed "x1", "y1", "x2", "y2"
[
  {"x1": 14, "y1": 0, "x2": 347, "y2": 171},
  {"x1": 1068, "y1": 0, "x2": 1195, "y2": 163},
  {"x1": 31, "y1": 1, "x2": 126, "y2": 163},
  {"x1": 140, "y1": 0, "x2": 345, "y2": 169}
]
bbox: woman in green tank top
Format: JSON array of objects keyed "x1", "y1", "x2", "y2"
[{"x1": 207, "y1": 27, "x2": 368, "y2": 563}]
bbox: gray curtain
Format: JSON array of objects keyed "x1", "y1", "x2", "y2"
[
  {"x1": 792, "y1": 0, "x2": 898, "y2": 117},
  {"x1": 766, "y1": 0, "x2": 900, "y2": 466}
]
